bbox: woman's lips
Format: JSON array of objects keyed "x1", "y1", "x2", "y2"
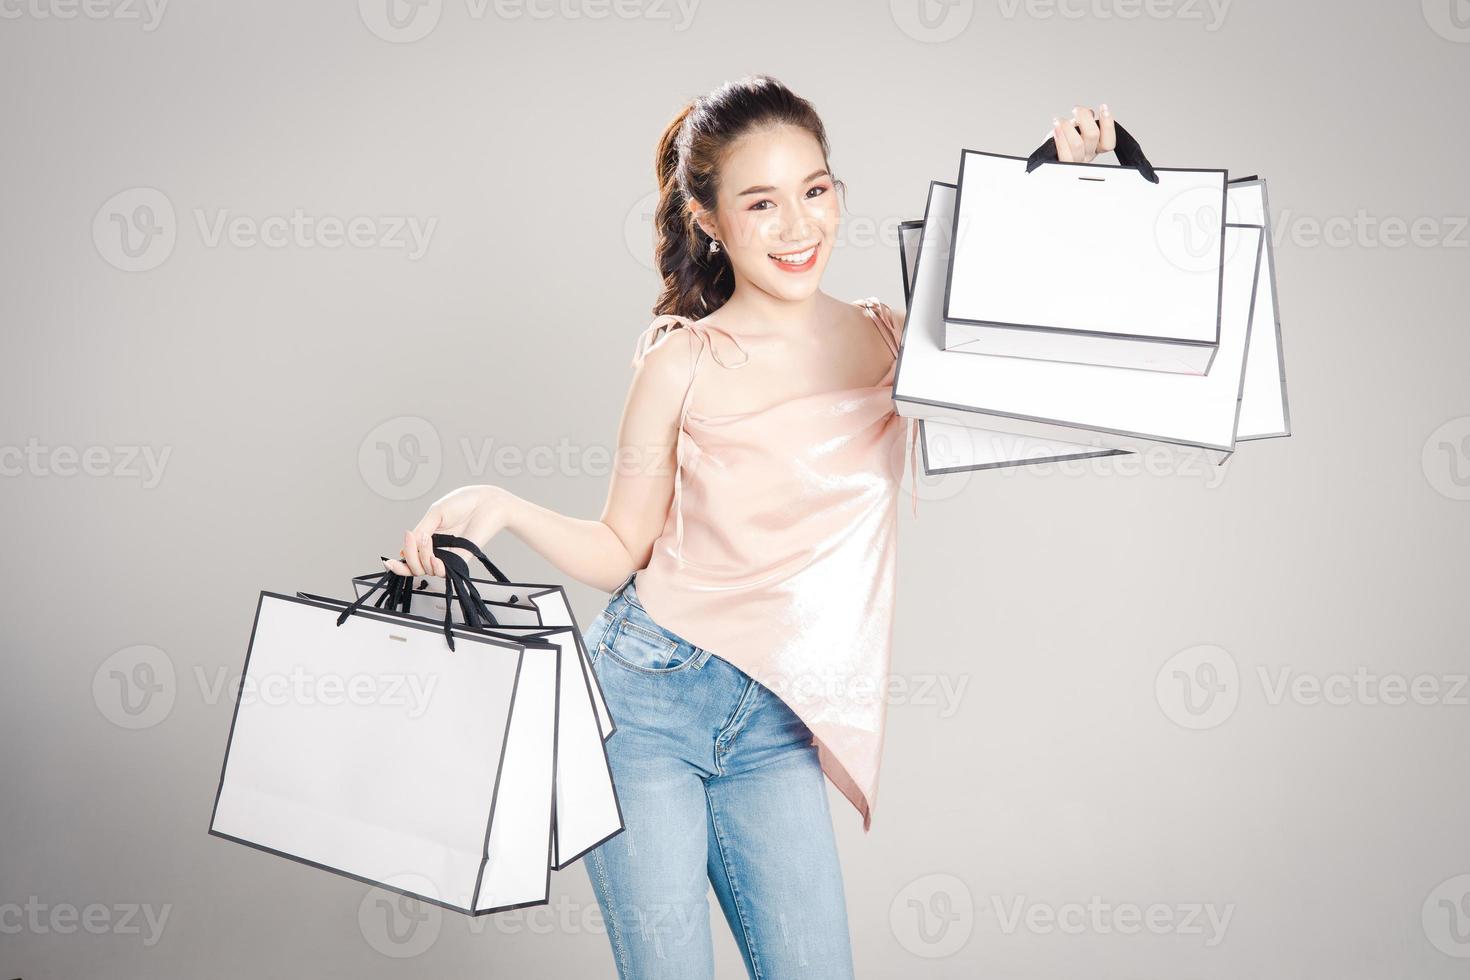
[{"x1": 768, "y1": 243, "x2": 819, "y2": 273}]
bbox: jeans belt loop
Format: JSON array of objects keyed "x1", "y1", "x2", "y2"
[{"x1": 617, "y1": 570, "x2": 637, "y2": 599}]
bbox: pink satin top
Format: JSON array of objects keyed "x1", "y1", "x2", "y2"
[{"x1": 629, "y1": 297, "x2": 918, "y2": 833}]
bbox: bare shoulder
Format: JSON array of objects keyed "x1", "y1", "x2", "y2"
[
  {"x1": 632, "y1": 317, "x2": 698, "y2": 378},
  {"x1": 857, "y1": 294, "x2": 902, "y2": 323},
  {"x1": 846, "y1": 295, "x2": 904, "y2": 345},
  {"x1": 625, "y1": 316, "x2": 699, "y2": 422}
]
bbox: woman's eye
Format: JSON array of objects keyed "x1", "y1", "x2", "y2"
[{"x1": 749, "y1": 185, "x2": 829, "y2": 211}]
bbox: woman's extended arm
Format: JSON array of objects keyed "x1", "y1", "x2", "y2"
[{"x1": 381, "y1": 327, "x2": 697, "y2": 594}]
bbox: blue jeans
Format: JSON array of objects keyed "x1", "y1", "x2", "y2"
[{"x1": 580, "y1": 571, "x2": 856, "y2": 980}]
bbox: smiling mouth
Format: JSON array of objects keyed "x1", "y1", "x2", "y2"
[{"x1": 768, "y1": 243, "x2": 819, "y2": 271}]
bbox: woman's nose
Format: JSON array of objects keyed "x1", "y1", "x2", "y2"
[{"x1": 777, "y1": 212, "x2": 815, "y2": 243}]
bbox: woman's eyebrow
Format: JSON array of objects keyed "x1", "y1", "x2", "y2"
[{"x1": 736, "y1": 168, "x2": 830, "y2": 196}]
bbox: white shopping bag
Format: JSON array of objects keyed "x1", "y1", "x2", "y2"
[
  {"x1": 902, "y1": 176, "x2": 1291, "y2": 474},
  {"x1": 1227, "y1": 177, "x2": 1291, "y2": 442},
  {"x1": 350, "y1": 537, "x2": 614, "y2": 743},
  {"x1": 944, "y1": 125, "x2": 1228, "y2": 374},
  {"x1": 209, "y1": 591, "x2": 560, "y2": 915},
  {"x1": 895, "y1": 179, "x2": 1265, "y2": 463},
  {"x1": 474, "y1": 621, "x2": 623, "y2": 870},
  {"x1": 331, "y1": 535, "x2": 623, "y2": 870},
  {"x1": 899, "y1": 218, "x2": 923, "y2": 308},
  {"x1": 899, "y1": 217, "x2": 1129, "y2": 474}
]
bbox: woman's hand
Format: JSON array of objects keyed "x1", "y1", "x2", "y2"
[
  {"x1": 382, "y1": 484, "x2": 512, "y2": 579},
  {"x1": 1050, "y1": 104, "x2": 1116, "y2": 163}
]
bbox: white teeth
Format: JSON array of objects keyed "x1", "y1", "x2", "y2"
[{"x1": 770, "y1": 245, "x2": 816, "y2": 265}]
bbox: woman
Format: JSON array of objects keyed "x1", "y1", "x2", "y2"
[{"x1": 383, "y1": 75, "x2": 1119, "y2": 979}]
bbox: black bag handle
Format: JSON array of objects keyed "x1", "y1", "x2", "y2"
[
  {"x1": 430, "y1": 534, "x2": 508, "y2": 648},
  {"x1": 370, "y1": 568, "x2": 416, "y2": 616},
  {"x1": 429, "y1": 533, "x2": 511, "y2": 584},
  {"x1": 1025, "y1": 120, "x2": 1159, "y2": 184},
  {"x1": 334, "y1": 534, "x2": 511, "y2": 651},
  {"x1": 334, "y1": 568, "x2": 415, "y2": 630}
]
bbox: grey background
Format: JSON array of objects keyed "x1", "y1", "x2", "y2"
[{"x1": 3, "y1": 0, "x2": 1469, "y2": 977}]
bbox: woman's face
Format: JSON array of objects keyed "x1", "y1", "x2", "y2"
[{"x1": 694, "y1": 124, "x2": 840, "y2": 304}]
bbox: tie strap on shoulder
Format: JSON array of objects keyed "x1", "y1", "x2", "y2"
[
  {"x1": 631, "y1": 314, "x2": 751, "y2": 565},
  {"x1": 856, "y1": 298, "x2": 919, "y2": 519}
]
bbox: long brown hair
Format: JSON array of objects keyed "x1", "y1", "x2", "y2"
[{"x1": 652, "y1": 74, "x2": 845, "y2": 319}]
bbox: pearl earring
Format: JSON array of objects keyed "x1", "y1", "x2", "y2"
[{"x1": 708, "y1": 237, "x2": 722, "y2": 254}]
